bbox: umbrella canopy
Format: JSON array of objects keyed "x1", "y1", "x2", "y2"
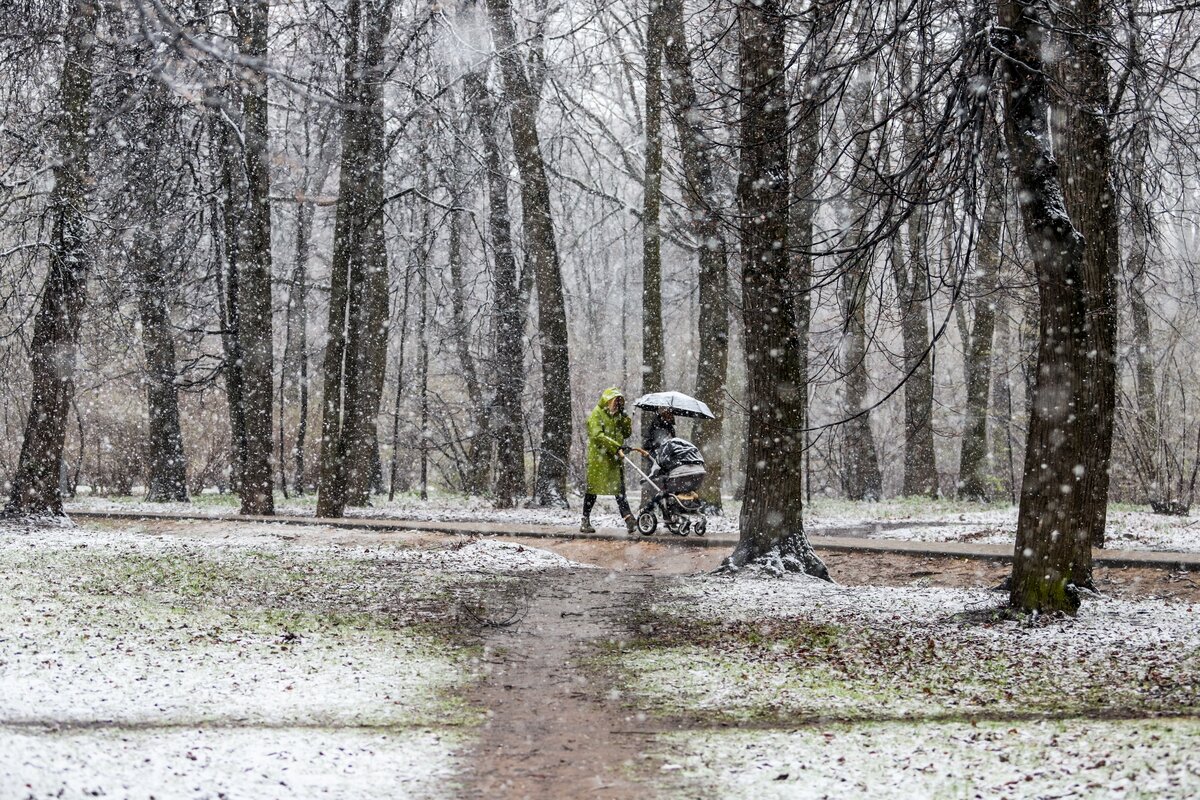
[{"x1": 633, "y1": 391, "x2": 715, "y2": 419}]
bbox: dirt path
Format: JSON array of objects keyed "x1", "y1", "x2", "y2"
[{"x1": 454, "y1": 568, "x2": 663, "y2": 799}]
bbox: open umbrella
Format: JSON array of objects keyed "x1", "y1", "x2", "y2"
[{"x1": 632, "y1": 391, "x2": 714, "y2": 419}]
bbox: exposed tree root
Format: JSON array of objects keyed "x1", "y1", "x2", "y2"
[{"x1": 717, "y1": 533, "x2": 831, "y2": 581}]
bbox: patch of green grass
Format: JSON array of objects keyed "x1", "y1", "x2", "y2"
[{"x1": 603, "y1": 608, "x2": 1200, "y2": 726}]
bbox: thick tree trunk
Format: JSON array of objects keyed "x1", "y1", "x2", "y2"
[
  {"x1": 722, "y1": 0, "x2": 827, "y2": 578},
  {"x1": 998, "y1": 0, "x2": 1093, "y2": 613},
  {"x1": 233, "y1": 0, "x2": 275, "y2": 515},
  {"x1": 465, "y1": 69, "x2": 526, "y2": 507},
  {"x1": 958, "y1": 159, "x2": 1002, "y2": 501},
  {"x1": 5, "y1": 0, "x2": 97, "y2": 517},
  {"x1": 661, "y1": 0, "x2": 729, "y2": 510},
  {"x1": 317, "y1": 0, "x2": 394, "y2": 517},
  {"x1": 1055, "y1": 0, "x2": 1118, "y2": 554},
  {"x1": 486, "y1": 0, "x2": 573, "y2": 508}
]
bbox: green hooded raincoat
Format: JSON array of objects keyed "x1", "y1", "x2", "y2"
[{"x1": 585, "y1": 387, "x2": 632, "y2": 495}]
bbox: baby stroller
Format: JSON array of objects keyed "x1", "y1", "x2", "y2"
[{"x1": 621, "y1": 438, "x2": 708, "y2": 537}]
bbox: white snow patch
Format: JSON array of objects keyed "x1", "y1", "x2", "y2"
[
  {"x1": 656, "y1": 719, "x2": 1200, "y2": 799},
  {"x1": 1, "y1": 726, "x2": 460, "y2": 800}
]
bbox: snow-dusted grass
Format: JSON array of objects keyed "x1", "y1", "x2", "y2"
[
  {"x1": 0, "y1": 521, "x2": 580, "y2": 798},
  {"x1": 611, "y1": 575, "x2": 1200, "y2": 724},
  {"x1": 655, "y1": 718, "x2": 1200, "y2": 799},
  {"x1": 64, "y1": 492, "x2": 1200, "y2": 552},
  {"x1": 2, "y1": 728, "x2": 461, "y2": 800},
  {"x1": 608, "y1": 575, "x2": 1200, "y2": 797}
]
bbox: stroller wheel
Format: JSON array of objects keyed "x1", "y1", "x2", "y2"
[
  {"x1": 692, "y1": 516, "x2": 707, "y2": 537},
  {"x1": 637, "y1": 512, "x2": 658, "y2": 536},
  {"x1": 667, "y1": 516, "x2": 687, "y2": 536}
]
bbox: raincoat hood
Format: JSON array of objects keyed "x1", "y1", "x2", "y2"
[{"x1": 597, "y1": 387, "x2": 624, "y2": 407}]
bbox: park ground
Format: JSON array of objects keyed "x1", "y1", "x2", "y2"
[{"x1": 1, "y1": 496, "x2": 1198, "y2": 798}]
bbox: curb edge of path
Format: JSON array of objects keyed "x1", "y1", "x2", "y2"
[{"x1": 64, "y1": 509, "x2": 1200, "y2": 570}]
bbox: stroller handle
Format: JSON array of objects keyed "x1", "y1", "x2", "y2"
[{"x1": 621, "y1": 450, "x2": 662, "y2": 494}]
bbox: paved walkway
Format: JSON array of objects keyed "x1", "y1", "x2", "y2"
[{"x1": 68, "y1": 509, "x2": 1200, "y2": 570}]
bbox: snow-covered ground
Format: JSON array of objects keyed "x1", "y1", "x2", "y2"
[
  {"x1": 64, "y1": 491, "x2": 1200, "y2": 552},
  {"x1": 655, "y1": 719, "x2": 1200, "y2": 799},
  {"x1": 0, "y1": 521, "x2": 577, "y2": 799},
  {"x1": 621, "y1": 573, "x2": 1200, "y2": 797}
]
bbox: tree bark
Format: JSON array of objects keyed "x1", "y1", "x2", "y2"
[
  {"x1": 233, "y1": 0, "x2": 275, "y2": 515},
  {"x1": 465, "y1": 68, "x2": 526, "y2": 507},
  {"x1": 317, "y1": 0, "x2": 394, "y2": 518},
  {"x1": 840, "y1": 108, "x2": 882, "y2": 502},
  {"x1": 660, "y1": 0, "x2": 730, "y2": 510},
  {"x1": 5, "y1": 0, "x2": 98, "y2": 517},
  {"x1": 136, "y1": 223, "x2": 189, "y2": 503},
  {"x1": 485, "y1": 0, "x2": 573, "y2": 508},
  {"x1": 446, "y1": 196, "x2": 490, "y2": 495},
  {"x1": 895, "y1": 207, "x2": 938, "y2": 498},
  {"x1": 640, "y1": 0, "x2": 666, "y2": 507},
  {"x1": 958, "y1": 151, "x2": 1003, "y2": 501},
  {"x1": 998, "y1": 0, "x2": 1093, "y2": 613},
  {"x1": 722, "y1": 0, "x2": 827, "y2": 578},
  {"x1": 1055, "y1": 0, "x2": 1118, "y2": 554}
]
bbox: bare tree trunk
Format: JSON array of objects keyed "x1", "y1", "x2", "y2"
[
  {"x1": 5, "y1": 0, "x2": 97, "y2": 517},
  {"x1": 136, "y1": 222, "x2": 189, "y2": 503},
  {"x1": 446, "y1": 195, "x2": 490, "y2": 495},
  {"x1": 1055, "y1": 0, "x2": 1118, "y2": 554},
  {"x1": 486, "y1": 0, "x2": 573, "y2": 508},
  {"x1": 317, "y1": 0, "x2": 394, "y2": 517},
  {"x1": 233, "y1": 0, "x2": 275, "y2": 515},
  {"x1": 958, "y1": 151, "x2": 1003, "y2": 501},
  {"x1": 640, "y1": 0, "x2": 666, "y2": 508},
  {"x1": 465, "y1": 68, "x2": 526, "y2": 506},
  {"x1": 840, "y1": 120, "x2": 883, "y2": 502},
  {"x1": 1126, "y1": 8, "x2": 1159, "y2": 501},
  {"x1": 999, "y1": 0, "x2": 1094, "y2": 613},
  {"x1": 288, "y1": 199, "x2": 313, "y2": 494},
  {"x1": 129, "y1": 76, "x2": 189, "y2": 504},
  {"x1": 215, "y1": 117, "x2": 246, "y2": 496},
  {"x1": 660, "y1": 0, "x2": 729, "y2": 510},
  {"x1": 895, "y1": 207, "x2": 938, "y2": 498},
  {"x1": 722, "y1": 0, "x2": 827, "y2": 578}
]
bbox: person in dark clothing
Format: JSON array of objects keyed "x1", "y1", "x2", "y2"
[{"x1": 642, "y1": 407, "x2": 676, "y2": 453}]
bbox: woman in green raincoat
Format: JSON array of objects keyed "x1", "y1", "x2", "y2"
[{"x1": 582, "y1": 387, "x2": 635, "y2": 533}]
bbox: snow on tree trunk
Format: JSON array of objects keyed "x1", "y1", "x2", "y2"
[
  {"x1": 998, "y1": 0, "x2": 1095, "y2": 614},
  {"x1": 722, "y1": 0, "x2": 827, "y2": 579},
  {"x1": 6, "y1": 0, "x2": 97, "y2": 517}
]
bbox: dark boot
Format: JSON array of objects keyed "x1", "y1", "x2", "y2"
[{"x1": 580, "y1": 515, "x2": 595, "y2": 533}]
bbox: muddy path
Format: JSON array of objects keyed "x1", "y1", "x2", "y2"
[{"x1": 454, "y1": 568, "x2": 665, "y2": 799}]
